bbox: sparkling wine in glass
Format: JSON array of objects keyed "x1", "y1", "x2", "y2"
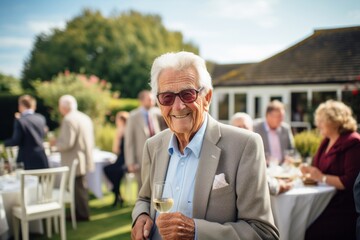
[{"x1": 153, "y1": 181, "x2": 174, "y2": 213}]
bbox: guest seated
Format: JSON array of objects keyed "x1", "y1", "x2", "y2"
[
  {"x1": 300, "y1": 100, "x2": 360, "y2": 240},
  {"x1": 231, "y1": 112, "x2": 293, "y2": 195}
]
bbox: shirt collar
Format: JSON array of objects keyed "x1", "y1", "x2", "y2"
[
  {"x1": 168, "y1": 113, "x2": 208, "y2": 158},
  {"x1": 264, "y1": 121, "x2": 280, "y2": 132},
  {"x1": 22, "y1": 109, "x2": 34, "y2": 116}
]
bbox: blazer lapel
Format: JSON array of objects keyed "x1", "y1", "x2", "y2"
[{"x1": 193, "y1": 116, "x2": 221, "y2": 219}]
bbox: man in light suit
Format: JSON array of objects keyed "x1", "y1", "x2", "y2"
[
  {"x1": 125, "y1": 90, "x2": 166, "y2": 189},
  {"x1": 131, "y1": 52, "x2": 279, "y2": 240},
  {"x1": 5, "y1": 95, "x2": 49, "y2": 170},
  {"x1": 54, "y1": 95, "x2": 94, "y2": 221},
  {"x1": 253, "y1": 100, "x2": 295, "y2": 165}
]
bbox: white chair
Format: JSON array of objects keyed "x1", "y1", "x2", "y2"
[
  {"x1": 12, "y1": 166, "x2": 69, "y2": 240},
  {"x1": 53, "y1": 159, "x2": 78, "y2": 229}
]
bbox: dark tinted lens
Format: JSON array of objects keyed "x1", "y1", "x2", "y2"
[
  {"x1": 158, "y1": 92, "x2": 176, "y2": 106},
  {"x1": 179, "y1": 89, "x2": 197, "y2": 103}
]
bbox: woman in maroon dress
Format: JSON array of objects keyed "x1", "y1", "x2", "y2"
[{"x1": 301, "y1": 100, "x2": 360, "y2": 240}]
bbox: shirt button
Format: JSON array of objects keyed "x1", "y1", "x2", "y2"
[
  {"x1": 176, "y1": 186, "x2": 180, "y2": 191},
  {"x1": 180, "y1": 161, "x2": 184, "y2": 166}
]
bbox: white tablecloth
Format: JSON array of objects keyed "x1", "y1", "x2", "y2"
[
  {"x1": 48, "y1": 149, "x2": 117, "y2": 198},
  {"x1": 0, "y1": 175, "x2": 42, "y2": 240},
  {"x1": 270, "y1": 183, "x2": 336, "y2": 240}
]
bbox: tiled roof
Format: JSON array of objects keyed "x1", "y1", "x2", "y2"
[{"x1": 213, "y1": 26, "x2": 360, "y2": 87}]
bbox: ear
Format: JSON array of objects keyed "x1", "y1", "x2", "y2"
[{"x1": 203, "y1": 89, "x2": 212, "y2": 112}]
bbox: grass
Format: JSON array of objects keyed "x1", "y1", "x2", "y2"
[{"x1": 30, "y1": 182, "x2": 138, "y2": 240}]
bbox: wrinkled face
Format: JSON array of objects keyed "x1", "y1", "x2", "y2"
[
  {"x1": 266, "y1": 110, "x2": 284, "y2": 129},
  {"x1": 157, "y1": 67, "x2": 211, "y2": 138}
]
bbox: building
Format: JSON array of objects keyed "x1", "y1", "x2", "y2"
[{"x1": 210, "y1": 26, "x2": 360, "y2": 131}]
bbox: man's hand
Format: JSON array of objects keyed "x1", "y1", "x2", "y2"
[
  {"x1": 131, "y1": 214, "x2": 153, "y2": 240},
  {"x1": 278, "y1": 179, "x2": 293, "y2": 194},
  {"x1": 156, "y1": 212, "x2": 195, "y2": 240}
]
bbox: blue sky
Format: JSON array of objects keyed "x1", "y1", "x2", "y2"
[{"x1": 0, "y1": 0, "x2": 359, "y2": 78}]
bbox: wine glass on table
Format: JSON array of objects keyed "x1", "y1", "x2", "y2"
[{"x1": 153, "y1": 181, "x2": 174, "y2": 213}]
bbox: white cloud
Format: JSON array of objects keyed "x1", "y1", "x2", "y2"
[
  {"x1": 202, "y1": 43, "x2": 285, "y2": 63},
  {"x1": 208, "y1": 0, "x2": 280, "y2": 27},
  {"x1": 27, "y1": 20, "x2": 65, "y2": 34},
  {"x1": 0, "y1": 37, "x2": 33, "y2": 48}
]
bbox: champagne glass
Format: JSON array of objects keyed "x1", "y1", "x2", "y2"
[{"x1": 153, "y1": 181, "x2": 174, "y2": 213}]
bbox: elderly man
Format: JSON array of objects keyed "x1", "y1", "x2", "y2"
[
  {"x1": 253, "y1": 100, "x2": 295, "y2": 165},
  {"x1": 54, "y1": 95, "x2": 94, "y2": 221},
  {"x1": 131, "y1": 52, "x2": 279, "y2": 240}
]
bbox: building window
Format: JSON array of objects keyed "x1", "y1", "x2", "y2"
[
  {"x1": 218, "y1": 93, "x2": 229, "y2": 120},
  {"x1": 342, "y1": 90, "x2": 360, "y2": 123},
  {"x1": 291, "y1": 92, "x2": 308, "y2": 122},
  {"x1": 234, "y1": 93, "x2": 247, "y2": 113}
]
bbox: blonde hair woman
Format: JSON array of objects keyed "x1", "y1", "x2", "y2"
[{"x1": 300, "y1": 100, "x2": 360, "y2": 240}]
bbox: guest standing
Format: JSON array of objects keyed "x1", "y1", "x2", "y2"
[
  {"x1": 253, "y1": 100, "x2": 295, "y2": 165},
  {"x1": 104, "y1": 111, "x2": 129, "y2": 207},
  {"x1": 54, "y1": 95, "x2": 94, "y2": 221},
  {"x1": 131, "y1": 52, "x2": 278, "y2": 240},
  {"x1": 300, "y1": 100, "x2": 360, "y2": 240},
  {"x1": 4, "y1": 95, "x2": 49, "y2": 170},
  {"x1": 124, "y1": 90, "x2": 166, "y2": 190}
]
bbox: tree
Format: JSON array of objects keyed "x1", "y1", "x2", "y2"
[
  {"x1": 22, "y1": 9, "x2": 199, "y2": 97},
  {"x1": 0, "y1": 72, "x2": 22, "y2": 94}
]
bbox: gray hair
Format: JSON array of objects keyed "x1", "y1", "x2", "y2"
[
  {"x1": 230, "y1": 112, "x2": 253, "y2": 130},
  {"x1": 150, "y1": 51, "x2": 213, "y2": 96},
  {"x1": 59, "y1": 95, "x2": 78, "y2": 111}
]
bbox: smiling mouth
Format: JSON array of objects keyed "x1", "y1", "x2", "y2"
[{"x1": 172, "y1": 113, "x2": 190, "y2": 119}]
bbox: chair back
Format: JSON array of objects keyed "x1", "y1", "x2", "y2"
[{"x1": 19, "y1": 167, "x2": 69, "y2": 216}]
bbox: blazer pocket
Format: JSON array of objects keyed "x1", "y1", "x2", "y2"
[
  {"x1": 211, "y1": 184, "x2": 233, "y2": 197},
  {"x1": 206, "y1": 184, "x2": 236, "y2": 223}
]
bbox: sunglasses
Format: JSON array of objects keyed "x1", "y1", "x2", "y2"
[{"x1": 157, "y1": 87, "x2": 204, "y2": 106}]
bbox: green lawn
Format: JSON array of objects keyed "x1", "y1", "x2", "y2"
[{"x1": 30, "y1": 184, "x2": 137, "y2": 240}]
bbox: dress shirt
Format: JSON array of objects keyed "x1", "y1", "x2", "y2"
[
  {"x1": 165, "y1": 114, "x2": 208, "y2": 217},
  {"x1": 264, "y1": 122, "x2": 282, "y2": 162}
]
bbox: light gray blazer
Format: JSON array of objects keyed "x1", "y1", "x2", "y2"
[
  {"x1": 124, "y1": 107, "x2": 163, "y2": 167},
  {"x1": 253, "y1": 120, "x2": 295, "y2": 163},
  {"x1": 56, "y1": 110, "x2": 94, "y2": 176},
  {"x1": 132, "y1": 115, "x2": 279, "y2": 240}
]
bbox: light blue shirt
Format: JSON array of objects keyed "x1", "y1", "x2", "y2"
[{"x1": 164, "y1": 113, "x2": 208, "y2": 217}]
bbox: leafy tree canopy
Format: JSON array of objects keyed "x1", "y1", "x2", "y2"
[
  {"x1": 0, "y1": 72, "x2": 22, "y2": 94},
  {"x1": 22, "y1": 9, "x2": 199, "y2": 97}
]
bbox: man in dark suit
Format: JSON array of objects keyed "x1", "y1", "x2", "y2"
[
  {"x1": 4, "y1": 95, "x2": 49, "y2": 170},
  {"x1": 253, "y1": 100, "x2": 295, "y2": 165},
  {"x1": 354, "y1": 171, "x2": 360, "y2": 240}
]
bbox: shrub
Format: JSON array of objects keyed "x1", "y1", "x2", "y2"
[
  {"x1": 95, "y1": 123, "x2": 116, "y2": 152},
  {"x1": 294, "y1": 130, "x2": 322, "y2": 158},
  {"x1": 32, "y1": 71, "x2": 112, "y2": 125}
]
